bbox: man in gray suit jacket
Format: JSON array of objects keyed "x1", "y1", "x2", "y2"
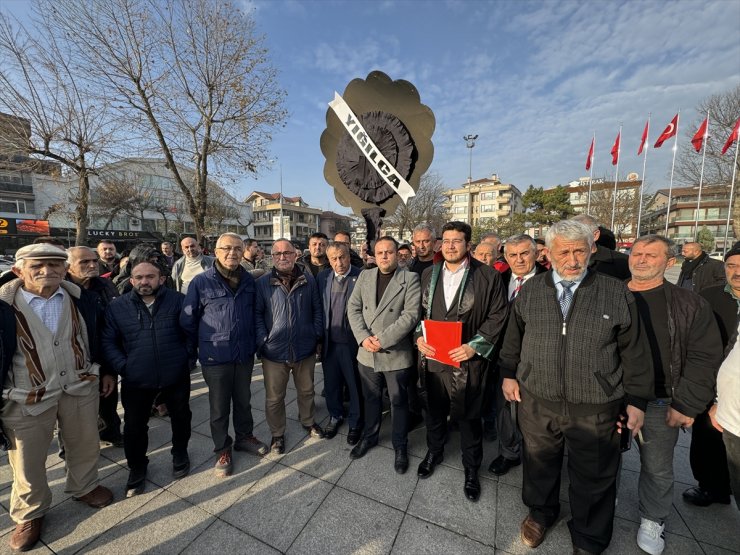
[{"x1": 347, "y1": 236, "x2": 421, "y2": 474}]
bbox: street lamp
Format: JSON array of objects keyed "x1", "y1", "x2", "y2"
[
  {"x1": 278, "y1": 164, "x2": 284, "y2": 238},
  {"x1": 464, "y1": 134, "x2": 478, "y2": 184}
]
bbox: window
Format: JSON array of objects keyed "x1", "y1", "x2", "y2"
[
  {"x1": 480, "y1": 191, "x2": 497, "y2": 200},
  {"x1": 454, "y1": 194, "x2": 468, "y2": 203},
  {"x1": 0, "y1": 198, "x2": 26, "y2": 213},
  {"x1": 453, "y1": 206, "x2": 466, "y2": 214},
  {"x1": 481, "y1": 204, "x2": 494, "y2": 212}
]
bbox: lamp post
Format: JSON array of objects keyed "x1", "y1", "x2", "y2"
[
  {"x1": 464, "y1": 134, "x2": 478, "y2": 184},
  {"x1": 279, "y1": 164, "x2": 284, "y2": 238}
]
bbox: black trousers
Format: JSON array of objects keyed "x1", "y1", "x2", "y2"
[
  {"x1": 690, "y1": 408, "x2": 731, "y2": 495},
  {"x1": 202, "y1": 362, "x2": 255, "y2": 452},
  {"x1": 121, "y1": 376, "x2": 192, "y2": 471},
  {"x1": 358, "y1": 363, "x2": 408, "y2": 449},
  {"x1": 323, "y1": 342, "x2": 363, "y2": 428},
  {"x1": 424, "y1": 369, "x2": 483, "y2": 470},
  {"x1": 519, "y1": 392, "x2": 620, "y2": 554},
  {"x1": 99, "y1": 382, "x2": 122, "y2": 439}
]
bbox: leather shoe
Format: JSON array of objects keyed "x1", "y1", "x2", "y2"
[
  {"x1": 8, "y1": 517, "x2": 43, "y2": 552},
  {"x1": 682, "y1": 486, "x2": 731, "y2": 506},
  {"x1": 126, "y1": 467, "x2": 147, "y2": 497},
  {"x1": 324, "y1": 417, "x2": 343, "y2": 439},
  {"x1": 464, "y1": 467, "x2": 481, "y2": 501},
  {"x1": 488, "y1": 455, "x2": 521, "y2": 476},
  {"x1": 394, "y1": 448, "x2": 409, "y2": 474},
  {"x1": 417, "y1": 451, "x2": 443, "y2": 479},
  {"x1": 347, "y1": 427, "x2": 362, "y2": 445},
  {"x1": 350, "y1": 438, "x2": 377, "y2": 459},
  {"x1": 520, "y1": 515, "x2": 547, "y2": 548},
  {"x1": 270, "y1": 436, "x2": 285, "y2": 455},
  {"x1": 303, "y1": 423, "x2": 325, "y2": 439},
  {"x1": 75, "y1": 485, "x2": 113, "y2": 508}
]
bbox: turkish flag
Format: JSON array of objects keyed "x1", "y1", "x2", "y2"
[
  {"x1": 691, "y1": 118, "x2": 708, "y2": 152},
  {"x1": 585, "y1": 138, "x2": 594, "y2": 170},
  {"x1": 654, "y1": 114, "x2": 678, "y2": 148},
  {"x1": 611, "y1": 132, "x2": 620, "y2": 166},
  {"x1": 721, "y1": 117, "x2": 740, "y2": 155},
  {"x1": 638, "y1": 120, "x2": 649, "y2": 155}
]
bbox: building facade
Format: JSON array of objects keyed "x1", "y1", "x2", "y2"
[
  {"x1": 642, "y1": 184, "x2": 737, "y2": 249},
  {"x1": 442, "y1": 174, "x2": 523, "y2": 226},
  {"x1": 246, "y1": 191, "x2": 322, "y2": 249},
  {"x1": 33, "y1": 158, "x2": 252, "y2": 249},
  {"x1": 0, "y1": 113, "x2": 62, "y2": 252}
]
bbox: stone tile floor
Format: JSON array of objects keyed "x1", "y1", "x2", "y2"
[{"x1": 0, "y1": 362, "x2": 737, "y2": 554}]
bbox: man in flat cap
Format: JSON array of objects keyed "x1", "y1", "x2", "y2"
[{"x1": 0, "y1": 244, "x2": 113, "y2": 552}]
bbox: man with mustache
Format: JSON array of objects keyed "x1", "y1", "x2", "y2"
[
  {"x1": 499, "y1": 219, "x2": 653, "y2": 554},
  {"x1": 626, "y1": 235, "x2": 721, "y2": 555}
]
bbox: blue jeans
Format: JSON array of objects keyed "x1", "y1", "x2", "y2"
[{"x1": 637, "y1": 399, "x2": 679, "y2": 522}]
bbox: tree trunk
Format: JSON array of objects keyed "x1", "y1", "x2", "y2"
[{"x1": 75, "y1": 172, "x2": 90, "y2": 245}]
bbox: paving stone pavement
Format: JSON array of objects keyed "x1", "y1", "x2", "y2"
[{"x1": 0, "y1": 362, "x2": 737, "y2": 554}]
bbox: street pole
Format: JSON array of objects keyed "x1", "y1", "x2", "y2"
[
  {"x1": 464, "y1": 134, "x2": 478, "y2": 184},
  {"x1": 279, "y1": 164, "x2": 284, "y2": 238}
]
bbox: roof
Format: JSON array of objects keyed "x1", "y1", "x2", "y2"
[
  {"x1": 655, "y1": 184, "x2": 728, "y2": 196},
  {"x1": 247, "y1": 191, "x2": 304, "y2": 204},
  {"x1": 320, "y1": 211, "x2": 352, "y2": 220}
]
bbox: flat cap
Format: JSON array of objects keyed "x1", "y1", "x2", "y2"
[
  {"x1": 14, "y1": 243, "x2": 68, "y2": 262},
  {"x1": 724, "y1": 246, "x2": 740, "y2": 261}
]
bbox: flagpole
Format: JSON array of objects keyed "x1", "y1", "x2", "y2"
[
  {"x1": 693, "y1": 110, "x2": 710, "y2": 241},
  {"x1": 611, "y1": 125, "x2": 622, "y2": 230},
  {"x1": 664, "y1": 111, "x2": 680, "y2": 236},
  {"x1": 587, "y1": 132, "x2": 595, "y2": 213},
  {"x1": 637, "y1": 114, "x2": 650, "y2": 238},
  {"x1": 723, "y1": 138, "x2": 739, "y2": 254}
]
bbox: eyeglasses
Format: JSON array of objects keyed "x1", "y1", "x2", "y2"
[
  {"x1": 216, "y1": 246, "x2": 243, "y2": 253},
  {"x1": 272, "y1": 251, "x2": 296, "y2": 258}
]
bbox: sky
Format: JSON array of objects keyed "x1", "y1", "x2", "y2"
[{"x1": 3, "y1": 0, "x2": 740, "y2": 215}]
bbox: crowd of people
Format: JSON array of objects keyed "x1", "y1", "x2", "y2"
[{"x1": 0, "y1": 217, "x2": 737, "y2": 554}]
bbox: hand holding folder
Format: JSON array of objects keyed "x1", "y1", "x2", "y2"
[{"x1": 421, "y1": 320, "x2": 463, "y2": 368}]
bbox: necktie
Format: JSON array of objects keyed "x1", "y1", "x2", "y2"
[
  {"x1": 559, "y1": 280, "x2": 574, "y2": 317},
  {"x1": 335, "y1": 274, "x2": 345, "y2": 284},
  {"x1": 510, "y1": 276, "x2": 523, "y2": 302}
]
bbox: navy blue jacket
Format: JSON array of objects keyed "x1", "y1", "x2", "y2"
[
  {"x1": 102, "y1": 286, "x2": 190, "y2": 388},
  {"x1": 255, "y1": 268, "x2": 323, "y2": 363},
  {"x1": 180, "y1": 266, "x2": 257, "y2": 366}
]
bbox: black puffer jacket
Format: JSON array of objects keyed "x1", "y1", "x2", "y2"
[{"x1": 102, "y1": 286, "x2": 190, "y2": 388}]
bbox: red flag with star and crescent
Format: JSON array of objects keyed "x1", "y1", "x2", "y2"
[
  {"x1": 611, "y1": 132, "x2": 620, "y2": 166},
  {"x1": 585, "y1": 138, "x2": 594, "y2": 170},
  {"x1": 721, "y1": 117, "x2": 740, "y2": 155},
  {"x1": 638, "y1": 120, "x2": 649, "y2": 155},
  {"x1": 654, "y1": 114, "x2": 678, "y2": 148},
  {"x1": 691, "y1": 118, "x2": 708, "y2": 152}
]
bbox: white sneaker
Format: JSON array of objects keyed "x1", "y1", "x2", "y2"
[{"x1": 637, "y1": 517, "x2": 665, "y2": 555}]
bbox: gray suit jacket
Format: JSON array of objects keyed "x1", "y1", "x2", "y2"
[{"x1": 347, "y1": 267, "x2": 421, "y2": 371}]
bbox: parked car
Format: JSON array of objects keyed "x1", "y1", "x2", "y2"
[{"x1": 708, "y1": 251, "x2": 724, "y2": 261}]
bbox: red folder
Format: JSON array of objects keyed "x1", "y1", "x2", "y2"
[{"x1": 422, "y1": 320, "x2": 463, "y2": 368}]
